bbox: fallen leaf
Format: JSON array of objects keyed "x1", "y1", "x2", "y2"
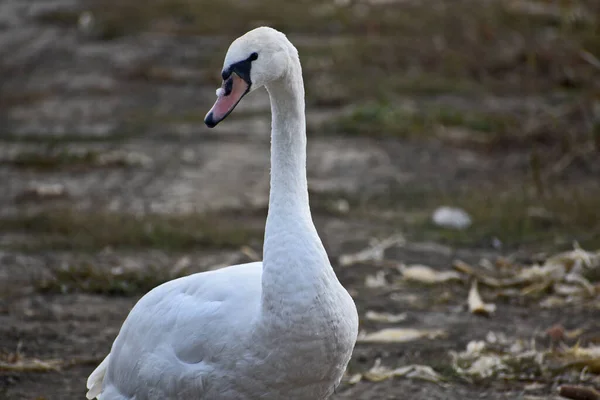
[
  {"x1": 365, "y1": 271, "x2": 387, "y2": 288},
  {"x1": 240, "y1": 246, "x2": 260, "y2": 262},
  {"x1": 517, "y1": 264, "x2": 566, "y2": 284},
  {"x1": 462, "y1": 354, "x2": 508, "y2": 378},
  {"x1": 452, "y1": 260, "x2": 504, "y2": 287},
  {"x1": 450, "y1": 335, "x2": 537, "y2": 379},
  {"x1": 400, "y1": 264, "x2": 461, "y2": 284},
  {"x1": 365, "y1": 311, "x2": 407, "y2": 323},
  {"x1": 170, "y1": 256, "x2": 191, "y2": 276},
  {"x1": 565, "y1": 328, "x2": 585, "y2": 340},
  {"x1": 339, "y1": 235, "x2": 405, "y2": 266},
  {"x1": 452, "y1": 245, "x2": 600, "y2": 302},
  {"x1": 452, "y1": 331, "x2": 600, "y2": 381},
  {"x1": 363, "y1": 359, "x2": 391, "y2": 382},
  {"x1": 358, "y1": 328, "x2": 445, "y2": 343},
  {"x1": 468, "y1": 280, "x2": 496, "y2": 316},
  {"x1": 347, "y1": 373, "x2": 362, "y2": 385},
  {"x1": 0, "y1": 359, "x2": 62, "y2": 372},
  {"x1": 521, "y1": 279, "x2": 554, "y2": 296},
  {"x1": 554, "y1": 284, "x2": 584, "y2": 297},
  {"x1": 363, "y1": 359, "x2": 444, "y2": 383},
  {"x1": 540, "y1": 296, "x2": 566, "y2": 308},
  {"x1": 564, "y1": 272, "x2": 595, "y2": 296},
  {"x1": 546, "y1": 243, "x2": 600, "y2": 272},
  {"x1": 524, "y1": 382, "x2": 546, "y2": 391},
  {"x1": 18, "y1": 183, "x2": 69, "y2": 201},
  {"x1": 392, "y1": 364, "x2": 444, "y2": 383},
  {"x1": 565, "y1": 343, "x2": 600, "y2": 357}
]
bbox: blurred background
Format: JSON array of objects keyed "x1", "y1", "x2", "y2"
[{"x1": 0, "y1": 0, "x2": 599, "y2": 399}]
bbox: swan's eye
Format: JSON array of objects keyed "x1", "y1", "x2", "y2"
[
  {"x1": 222, "y1": 69, "x2": 232, "y2": 81},
  {"x1": 223, "y1": 77, "x2": 233, "y2": 95},
  {"x1": 249, "y1": 52, "x2": 258, "y2": 61}
]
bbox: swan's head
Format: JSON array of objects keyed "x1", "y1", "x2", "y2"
[{"x1": 204, "y1": 26, "x2": 294, "y2": 128}]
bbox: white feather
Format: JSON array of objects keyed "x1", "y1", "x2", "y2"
[{"x1": 86, "y1": 354, "x2": 109, "y2": 399}]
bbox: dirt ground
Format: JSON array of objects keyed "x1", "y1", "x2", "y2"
[{"x1": 1, "y1": 0, "x2": 599, "y2": 399}]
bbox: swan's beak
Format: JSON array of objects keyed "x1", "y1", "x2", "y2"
[{"x1": 204, "y1": 73, "x2": 250, "y2": 128}]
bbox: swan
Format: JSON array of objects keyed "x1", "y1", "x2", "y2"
[{"x1": 85, "y1": 26, "x2": 359, "y2": 400}]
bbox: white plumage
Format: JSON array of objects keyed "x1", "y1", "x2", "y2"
[{"x1": 86, "y1": 27, "x2": 359, "y2": 400}]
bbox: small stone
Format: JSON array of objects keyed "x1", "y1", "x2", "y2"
[
  {"x1": 17, "y1": 183, "x2": 68, "y2": 201},
  {"x1": 78, "y1": 11, "x2": 95, "y2": 34},
  {"x1": 432, "y1": 206, "x2": 472, "y2": 229}
]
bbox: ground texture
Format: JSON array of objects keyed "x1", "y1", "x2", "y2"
[{"x1": 1, "y1": 0, "x2": 599, "y2": 399}]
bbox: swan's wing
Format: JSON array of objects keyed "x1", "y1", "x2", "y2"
[
  {"x1": 92, "y1": 262, "x2": 263, "y2": 399},
  {"x1": 86, "y1": 354, "x2": 109, "y2": 399}
]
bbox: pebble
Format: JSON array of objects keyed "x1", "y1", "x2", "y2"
[{"x1": 432, "y1": 206, "x2": 472, "y2": 230}]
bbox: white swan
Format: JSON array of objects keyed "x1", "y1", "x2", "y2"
[{"x1": 86, "y1": 27, "x2": 359, "y2": 400}]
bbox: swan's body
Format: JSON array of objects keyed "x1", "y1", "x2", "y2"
[{"x1": 86, "y1": 27, "x2": 359, "y2": 400}]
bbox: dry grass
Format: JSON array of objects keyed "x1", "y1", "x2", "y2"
[
  {"x1": 0, "y1": 209, "x2": 263, "y2": 252},
  {"x1": 3, "y1": 148, "x2": 151, "y2": 171},
  {"x1": 326, "y1": 102, "x2": 520, "y2": 143},
  {"x1": 422, "y1": 184, "x2": 600, "y2": 249},
  {"x1": 19, "y1": 0, "x2": 600, "y2": 251},
  {"x1": 330, "y1": 182, "x2": 600, "y2": 250},
  {"x1": 35, "y1": 262, "x2": 180, "y2": 295},
  {"x1": 33, "y1": 0, "x2": 600, "y2": 149}
]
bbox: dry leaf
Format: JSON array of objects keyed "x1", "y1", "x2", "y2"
[
  {"x1": 0, "y1": 358, "x2": 63, "y2": 372},
  {"x1": 170, "y1": 256, "x2": 191, "y2": 276},
  {"x1": 240, "y1": 246, "x2": 260, "y2": 261},
  {"x1": 540, "y1": 296, "x2": 566, "y2": 308},
  {"x1": 358, "y1": 328, "x2": 445, "y2": 343},
  {"x1": 453, "y1": 260, "x2": 504, "y2": 287},
  {"x1": 551, "y1": 343, "x2": 600, "y2": 374},
  {"x1": 1, "y1": 360, "x2": 62, "y2": 372},
  {"x1": 365, "y1": 271, "x2": 387, "y2": 288},
  {"x1": 363, "y1": 359, "x2": 444, "y2": 383},
  {"x1": 565, "y1": 328, "x2": 585, "y2": 340},
  {"x1": 452, "y1": 331, "x2": 600, "y2": 380},
  {"x1": 392, "y1": 364, "x2": 444, "y2": 383},
  {"x1": 365, "y1": 310, "x2": 407, "y2": 323},
  {"x1": 554, "y1": 284, "x2": 584, "y2": 296},
  {"x1": 400, "y1": 264, "x2": 461, "y2": 284},
  {"x1": 339, "y1": 235, "x2": 405, "y2": 266},
  {"x1": 468, "y1": 280, "x2": 496, "y2": 316},
  {"x1": 347, "y1": 373, "x2": 362, "y2": 385},
  {"x1": 450, "y1": 336, "x2": 534, "y2": 379},
  {"x1": 546, "y1": 244, "x2": 600, "y2": 271},
  {"x1": 521, "y1": 279, "x2": 554, "y2": 296},
  {"x1": 462, "y1": 354, "x2": 508, "y2": 378},
  {"x1": 452, "y1": 245, "x2": 600, "y2": 303},
  {"x1": 524, "y1": 382, "x2": 546, "y2": 392},
  {"x1": 564, "y1": 273, "x2": 595, "y2": 296},
  {"x1": 18, "y1": 183, "x2": 69, "y2": 200},
  {"x1": 363, "y1": 359, "x2": 391, "y2": 382},
  {"x1": 519, "y1": 263, "x2": 564, "y2": 279}
]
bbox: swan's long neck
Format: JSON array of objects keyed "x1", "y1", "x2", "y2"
[
  {"x1": 261, "y1": 56, "x2": 334, "y2": 316},
  {"x1": 266, "y1": 65, "x2": 309, "y2": 217}
]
